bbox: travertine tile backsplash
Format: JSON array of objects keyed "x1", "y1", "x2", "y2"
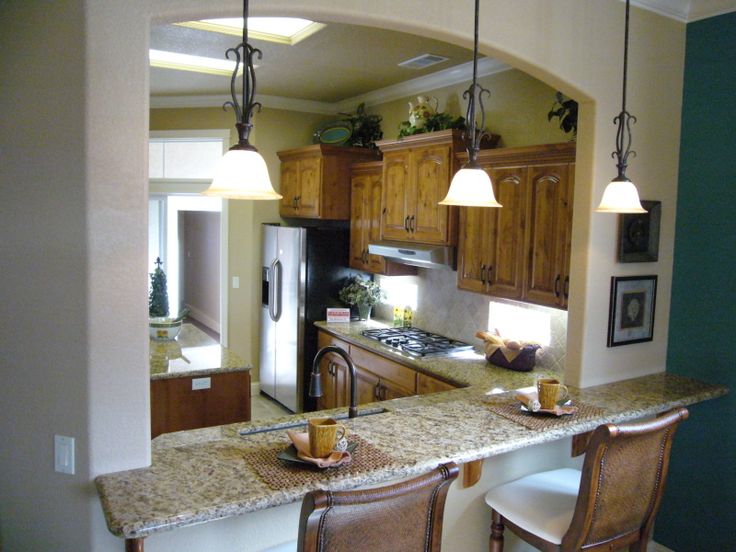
[{"x1": 376, "y1": 269, "x2": 567, "y2": 375}]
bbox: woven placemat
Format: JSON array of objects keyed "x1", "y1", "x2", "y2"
[
  {"x1": 488, "y1": 402, "x2": 606, "y2": 431},
  {"x1": 243, "y1": 435, "x2": 398, "y2": 491}
]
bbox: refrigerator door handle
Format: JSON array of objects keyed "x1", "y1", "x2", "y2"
[
  {"x1": 271, "y1": 259, "x2": 283, "y2": 322},
  {"x1": 268, "y1": 259, "x2": 277, "y2": 321}
]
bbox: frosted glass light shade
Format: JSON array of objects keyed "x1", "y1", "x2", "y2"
[
  {"x1": 439, "y1": 168, "x2": 502, "y2": 207},
  {"x1": 202, "y1": 148, "x2": 282, "y2": 200},
  {"x1": 595, "y1": 178, "x2": 646, "y2": 213}
]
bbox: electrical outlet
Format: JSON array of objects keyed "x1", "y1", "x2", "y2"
[
  {"x1": 192, "y1": 377, "x2": 211, "y2": 390},
  {"x1": 54, "y1": 435, "x2": 75, "y2": 475},
  {"x1": 232, "y1": 276, "x2": 240, "y2": 289}
]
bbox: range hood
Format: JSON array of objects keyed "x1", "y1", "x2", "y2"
[{"x1": 368, "y1": 241, "x2": 455, "y2": 270}]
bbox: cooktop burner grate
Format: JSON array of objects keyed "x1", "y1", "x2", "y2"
[{"x1": 361, "y1": 327, "x2": 473, "y2": 357}]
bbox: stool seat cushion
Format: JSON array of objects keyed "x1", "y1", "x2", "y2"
[{"x1": 484, "y1": 468, "x2": 581, "y2": 545}]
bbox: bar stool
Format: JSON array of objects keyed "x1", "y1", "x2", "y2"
[
  {"x1": 265, "y1": 462, "x2": 458, "y2": 552},
  {"x1": 484, "y1": 408, "x2": 688, "y2": 551}
]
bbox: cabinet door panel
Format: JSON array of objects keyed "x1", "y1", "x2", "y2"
[
  {"x1": 355, "y1": 366, "x2": 380, "y2": 405},
  {"x1": 412, "y1": 145, "x2": 450, "y2": 244},
  {"x1": 417, "y1": 373, "x2": 457, "y2": 395},
  {"x1": 280, "y1": 160, "x2": 299, "y2": 216},
  {"x1": 366, "y1": 174, "x2": 387, "y2": 273},
  {"x1": 297, "y1": 157, "x2": 322, "y2": 217},
  {"x1": 381, "y1": 152, "x2": 411, "y2": 240},
  {"x1": 457, "y1": 205, "x2": 493, "y2": 293},
  {"x1": 349, "y1": 175, "x2": 370, "y2": 271},
  {"x1": 488, "y1": 168, "x2": 526, "y2": 299},
  {"x1": 525, "y1": 164, "x2": 569, "y2": 307}
]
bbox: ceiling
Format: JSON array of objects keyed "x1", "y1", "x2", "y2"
[{"x1": 150, "y1": 21, "x2": 476, "y2": 105}]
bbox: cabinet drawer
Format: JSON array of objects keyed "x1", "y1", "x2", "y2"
[
  {"x1": 417, "y1": 372, "x2": 457, "y2": 395},
  {"x1": 349, "y1": 345, "x2": 416, "y2": 393}
]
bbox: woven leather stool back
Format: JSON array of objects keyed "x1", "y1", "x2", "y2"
[
  {"x1": 561, "y1": 408, "x2": 688, "y2": 550},
  {"x1": 297, "y1": 462, "x2": 458, "y2": 552}
]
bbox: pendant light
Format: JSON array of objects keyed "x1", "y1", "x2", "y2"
[
  {"x1": 595, "y1": 0, "x2": 646, "y2": 213},
  {"x1": 439, "y1": 0, "x2": 501, "y2": 208},
  {"x1": 202, "y1": 0, "x2": 282, "y2": 200}
]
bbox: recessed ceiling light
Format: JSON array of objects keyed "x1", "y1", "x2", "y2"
[
  {"x1": 175, "y1": 17, "x2": 325, "y2": 45},
  {"x1": 398, "y1": 53, "x2": 450, "y2": 70},
  {"x1": 149, "y1": 49, "x2": 248, "y2": 76}
]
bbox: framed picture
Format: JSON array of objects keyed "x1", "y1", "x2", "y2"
[
  {"x1": 618, "y1": 200, "x2": 661, "y2": 262},
  {"x1": 607, "y1": 275, "x2": 657, "y2": 347}
]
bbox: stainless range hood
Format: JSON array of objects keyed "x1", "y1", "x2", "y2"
[{"x1": 368, "y1": 241, "x2": 455, "y2": 270}]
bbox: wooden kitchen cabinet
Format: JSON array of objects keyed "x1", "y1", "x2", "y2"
[
  {"x1": 416, "y1": 372, "x2": 458, "y2": 394},
  {"x1": 377, "y1": 130, "x2": 468, "y2": 245},
  {"x1": 315, "y1": 332, "x2": 350, "y2": 411},
  {"x1": 350, "y1": 345, "x2": 416, "y2": 402},
  {"x1": 150, "y1": 371, "x2": 251, "y2": 438},
  {"x1": 349, "y1": 161, "x2": 416, "y2": 276},
  {"x1": 278, "y1": 144, "x2": 378, "y2": 220},
  {"x1": 456, "y1": 143, "x2": 576, "y2": 309}
]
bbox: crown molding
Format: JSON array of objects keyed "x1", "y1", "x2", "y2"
[
  {"x1": 151, "y1": 56, "x2": 511, "y2": 114},
  {"x1": 333, "y1": 57, "x2": 511, "y2": 112},
  {"x1": 632, "y1": 0, "x2": 736, "y2": 23}
]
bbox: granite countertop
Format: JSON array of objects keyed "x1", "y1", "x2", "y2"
[
  {"x1": 150, "y1": 324, "x2": 251, "y2": 380},
  {"x1": 96, "y1": 321, "x2": 729, "y2": 541}
]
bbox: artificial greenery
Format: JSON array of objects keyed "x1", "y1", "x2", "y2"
[
  {"x1": 338, "y1": 275, "x2": 383, "y2": 307},
  {"x1": 547, "y1": 91, "x2": 578, "y2": 138},
  {"x1": 149, "y1": 257, "x2": 169, "y2": 318},
  {"x1": 341, "y1": 103, "x2": 383, "y2": 149},
  {"x1": 398, "y1": 112, "x2": 466, "y2": 138}
]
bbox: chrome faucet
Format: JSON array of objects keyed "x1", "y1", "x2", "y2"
[{"x1": 310, "y1": 345, "x2": 358, "y2": 418}]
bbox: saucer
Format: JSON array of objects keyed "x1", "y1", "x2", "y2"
[
  {"x1": 277, "y1": 442, "x2": 357, "y2": 468},
  {"x1": 520, "y1": 402, "x2": 577, "y2": 417}
]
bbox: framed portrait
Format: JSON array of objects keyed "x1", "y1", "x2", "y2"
[
  {"x1": 618, "y1": 200, "x2": 661, "y2": 262},
  {"x1": 607, "y1": 275, "x2": 657, "y2": 347}
]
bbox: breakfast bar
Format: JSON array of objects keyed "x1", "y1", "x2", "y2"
[{"x1": 96, "y1": 323, "x2": 727, "y2": 550}]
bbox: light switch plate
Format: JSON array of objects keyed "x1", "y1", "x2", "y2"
[
  {"x1": 54, "y1": 435, "x2": 75, "y2": 475},
  {"x1": 192, "y1": 377, "x2": 211, "y2": 390},
  {"x1": 232, "y1": 276, "x2": 240, "y2": 289}
]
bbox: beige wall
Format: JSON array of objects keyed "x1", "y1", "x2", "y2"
[
  {"x1": 372, "y1": 68, "x2": 572, "y2": 147},
  {"x1": 151, "y1": 106, "x2": 326, "y2": 381},
  {"x1": 182, "y1": 211, "x2": 221, "y2": 329},
  {"x1": 0, "y1": 0, "x2": 686, "y2": 550}
]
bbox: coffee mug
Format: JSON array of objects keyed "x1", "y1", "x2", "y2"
[
  {"x1": 308, "y1": 418, "x2": 347, "y2": 458},
  {"x1": 537, "y1": 378, "x2": 569, "y2": 410}
]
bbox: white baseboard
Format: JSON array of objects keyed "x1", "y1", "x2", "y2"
[
  {"x1": 185, "y1": 303, "x2": 220, "y2": 333},
  {"x1": 251, "y1": 382, "x2": 260, "y2": 397},
  {"x1": 649, "y1": 541, "x2": 674, "y2": 552}
]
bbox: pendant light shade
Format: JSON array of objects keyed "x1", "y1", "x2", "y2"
[
  {"x1": 438, "y1": 0, "x2": 501, "y2": 208},
  {"x1": 595, "y1": 178, "x2": 646, "y2": 213},
  {"x1": 595, "y1": 0, "x2": 646, "y2": 214},
  {"x1": 201, "y1": 0, "x2": 282, "y2": 201},
  {"x1": 203, "y1": 146, "x2": 281, "y2": 200},
  {"x1": 439, "y1": 167, "x2": 501, "y2": 207}
]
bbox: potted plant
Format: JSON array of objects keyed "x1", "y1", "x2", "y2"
[
  {"x1": 547, "y1": 91, "x2": 578, "y2": 139},
  {"x1": 338, "y1": 275, "x2": 383, "y2": 321},
  {"x1": 340, "y1": 102, "x2": 383, "y2": 149},
  {"x1": 148, "y1": 257, "x2": 188, "y2": 340}
]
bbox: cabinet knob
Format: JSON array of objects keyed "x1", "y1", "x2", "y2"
[
  {"x1": 554, "y1": 274, "x2": 561, "y2": 297},
  {"x1": 404, "y1": 216, "x2": 410, "y2": 232},
  {"x1": 409, "y1": 215, "x2": 415, "y2": 233},
  {"x1": 480, "y1": 264, "x2": 486, "y2": 285},
  {"x1": 564, "y1": 275, "x2": 569, "y2": 299}
]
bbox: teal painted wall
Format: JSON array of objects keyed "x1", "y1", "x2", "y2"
[{"x1": 655, "y1": 12, "x2": 736, "y2": 550}]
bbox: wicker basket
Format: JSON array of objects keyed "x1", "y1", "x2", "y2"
[{"x1": 486, "y1": 344, "x2": 540, "y2": 372}]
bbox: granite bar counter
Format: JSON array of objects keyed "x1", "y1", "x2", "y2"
[{"x1": 96, "y1": 318, "x2": 728, "y2": 549}]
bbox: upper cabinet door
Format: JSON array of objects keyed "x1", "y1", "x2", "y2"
[
  {"x1": 296, "y1": 156, "x2": 322, "y2": 217},
  {"x1": 411, "y1": 145, "x2": 450, "y2": 244},
  {"x1": 525, "y1": 164, "x2": 571, "y2": 307},
  {"x1": 381, "y1": 151, "x2": 411, "y2": 240},
  {"x1": 349, "y1": 173, "x2": 371, "y2": 271},
  {"x1": 457, "y1": 205, "x2": 493, "y2": 293},
  {"x1": 366, "y1": 173, "x2": 387, "y2": 273},
  {"x1": 280, "y1": 160, "x2": 299, "y2": 216},
  {"x1": 486, "y1": 167, "x2": 527, "y2": 299}
]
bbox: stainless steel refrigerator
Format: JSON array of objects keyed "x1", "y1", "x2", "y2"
[{"x1": 259, "y1": 223, "x2": 351, "y2": 412}]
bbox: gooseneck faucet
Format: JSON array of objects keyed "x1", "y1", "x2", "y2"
[{"x1": 310, "y1": 345, "x2": 358, "y2": 419}]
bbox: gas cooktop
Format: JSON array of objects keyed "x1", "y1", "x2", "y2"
[{"x1": 361, "y1": 327, "x2": 473, "y2": 358}]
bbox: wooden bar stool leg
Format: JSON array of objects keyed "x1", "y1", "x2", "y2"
[
  {"x1": 490, "y1": 509, "x2": 504, "y2": 552},
  {"x1": 125, "y1": 537, "x2": 144, "y2": 552}
]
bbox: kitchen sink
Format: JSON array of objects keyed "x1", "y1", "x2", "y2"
[{"x1": 238, "y1": 406, "x2": 389, "y2": 436}]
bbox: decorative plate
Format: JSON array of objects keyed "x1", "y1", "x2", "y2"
[{"x1": 315, "y1": 122, "x2": 352, "y2": 145}]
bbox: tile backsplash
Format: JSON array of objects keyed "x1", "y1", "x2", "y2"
[{"x1": 375, "y1": 268, "x2": 567, "y2": 375}]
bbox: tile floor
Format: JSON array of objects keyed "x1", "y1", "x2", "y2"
[{"x1": 251, "y1": 392, "x2": 292, "y2": 421}]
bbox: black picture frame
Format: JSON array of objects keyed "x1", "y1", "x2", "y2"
[
  {"x1": 607, "y1": 275, "x2": 657, "y2": 347},
  {"x1": 618, "y1": 200, "x2": 661, "y2": 262}
]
